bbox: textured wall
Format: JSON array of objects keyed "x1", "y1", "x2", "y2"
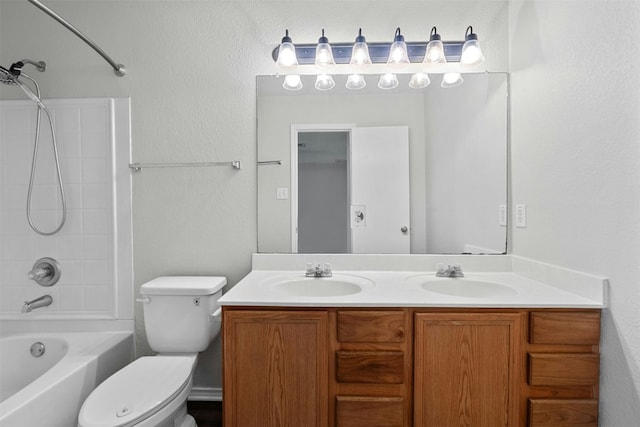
[
  {"x1": 509, "y1": 0, "x2": 640, "y2": 424},
  {"x1": 0, "y1": 0, "x2": 509, "y2": 393}
]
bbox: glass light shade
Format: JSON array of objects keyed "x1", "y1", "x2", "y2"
[
  {"x1": 441, "y1": 72, "x2": 464, "y2": 88},
  {"x1": 387, "y1": 40, "x2": 410, "y2": 68},
  {"x1": 350, "y1": 41, "x2": 372, "y2": 67},
  {"x1": 315, "y1": 42, "x2": 336, "y2": 67},
  {"x1": 424, "y1": 39, "x2": 446, "y2": 65},
  {"x1": 315, "y1": 74, "x2": 335, "y2": 91},
  {"x1": 377, "y1": 73, "x2": 399, "y2": 90},
  {"x1": 460, "y1": 39, "x2": 485, "y2": 66},
  {"x1": 283, "y1": 74, "x2": 303, "y2": 91},
  {"x1": 346, "y1": 74, "x2": 366, "y2": 90},
  {"x1": 409, "y1": 73, "x2": 431, "y2": 89},
  {"x1": 387, "y1": 28, "x2": 410, "y2": 69},
  {"x1": 276, "y1": 42, "x2": 298, "y2": 67}
]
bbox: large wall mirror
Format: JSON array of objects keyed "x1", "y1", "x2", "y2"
[{"x1": 257, "y1": 72, "x2": 508, "y2": 254}]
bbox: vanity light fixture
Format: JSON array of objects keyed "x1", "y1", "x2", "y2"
[
  {"x1": 378, "y1": 73, "x2": 399, "y2": 90},
  {"x1": 283, "y1": 74, "x2": 303, "y2": 90},
  {"x1": 346, "y1": 73, "x2": 366, "y2": 90},
  {"x1": 349, "y1": 29, "x2": 372, "y2": 68},
  {"x1": 460, "y1": 26, "x2": 485, "y2": 66},
  {"x1": 276, "y1": 29, "x2": 298, "y2": 68},
  {"x1": 387, "y1": 28, "x2": 410, "y2": 69},
  {"x1": 272, "y1": 26, "x2": 485, "y2": 91},
  {"x1": 315, "y1": 74, "x2": 336, "y2": 91},
  {"x1": 314, "y1": 29, "x2": 336, "y2": 68},
  {"x1": 441, "y1": 72, "x2": 464, "y2": 88},
  {"x1": 424, "y1": 27, "x2": 447, "y2": 65},
  {"x1": 409, "y1": 73, "x2": 431, "y2": 89}
]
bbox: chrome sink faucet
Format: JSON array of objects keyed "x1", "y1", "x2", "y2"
[
  {"x1": 306, "y1": 263, "x2": 333, "y2": 278},
  {"x1": 436, "y1": 263, "x2": 464, "y2": 278},
  {"x1": 22, "y1": 295, "x2": 53, "y2": 313}
]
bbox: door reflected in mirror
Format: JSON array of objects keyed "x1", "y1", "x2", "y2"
[{"x1": 257, "y1": 73, "x2": 508, "y2": 254}]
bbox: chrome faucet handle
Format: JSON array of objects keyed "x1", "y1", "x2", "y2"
[
  {"x1": 28, "y1": 267, "x2": 50, "y2": 280},
  {"x1": 28, "y1": 258, "x2": 61, "y2": 286},
  {"x1": 322, "y1": 263, "x2": 332, "y2": 277}
]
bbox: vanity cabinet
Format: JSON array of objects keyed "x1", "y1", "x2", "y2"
[
  {"x1": 525, "y1": 311, "x2": 600, "y2": 427},
  {"x1": 414, "y1": 312, "x2": 524, "y2": 426},
  {"x1": 334, "y1": 310, "x2": 412, "y2": 427},
  {"x1": 223, "y1": 307, "x2": 600, "y2": 427},
  {"x1": 222, "y1": 310, "x2": 329, "y2": 427}
]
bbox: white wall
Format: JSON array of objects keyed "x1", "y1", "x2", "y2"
[
  {"x1": 509, "y1": 0, "x2": 640, "y2": 424},
  {"x1": 0, "y1": 0, "x2": 509, "y2": 396}
]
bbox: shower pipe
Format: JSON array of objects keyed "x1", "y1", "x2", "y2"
[{"x1": 27, "y1": 0, "x2": 126, "y2": 77}]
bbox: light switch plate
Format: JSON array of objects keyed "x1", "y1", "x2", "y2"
[
  {"x1": 276, "y1": 187, "x2": 289, "y2": 200},
  {"x1": 515, "y1": 204, "x2": 527, "y2": 228}
]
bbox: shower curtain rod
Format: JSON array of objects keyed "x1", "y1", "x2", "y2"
[{"x1": 27, "y1": 0, "x2": 126, "y2": 76}]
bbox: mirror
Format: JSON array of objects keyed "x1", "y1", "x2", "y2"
[{"x1": 257, "y1": 73, "x2": 507, "y2": 254}]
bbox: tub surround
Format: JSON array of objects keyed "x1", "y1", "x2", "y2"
[{"x1": 219, "y1": 254, "x2": 606, "y2": 308}]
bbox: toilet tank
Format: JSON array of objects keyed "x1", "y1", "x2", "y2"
[{"x1": 140, "y1": 276, "x2": 226, "y2": 353}]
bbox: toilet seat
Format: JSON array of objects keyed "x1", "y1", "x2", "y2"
[{"x1": 78, "y1": 355, "x2": 196, "y2": 427}]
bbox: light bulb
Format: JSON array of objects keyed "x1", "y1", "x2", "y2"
[
  {"x1": 346, "y1": 74, "x2": 366, "y2": 90},
  {"x1": 314, "y1": 29, "x2": 336, "y2": 68},
  {"x1": 377, "y1": 73, "x2": 399, "y2": 90},
  {"x1": 315, "y1": 74, "x2": 335, "y2": 91},
  {"x1": 409, "y1": 73, "x2": 431, "y2": 89},
  {"x1": 350, "y1": 29, "x2": 372, "y2": 68},
  {"x1": 460, "y1": 26, "x2": 485, "y2": 66},
  {"x1": 283, "y1": 74, "x2": 303, "y2": 91},
  {"x1": 423, "y1": 27, "x2": 446, "y2": 65},
  {"x1": 441, "y1": 72, "x2": 464, "y2": 88},
  {"x1": 387, "y1": 28, "x2": 410, "y2": 69},
  {"x1": 276, "y1": 30, "x2": 298, "y2": 68}
]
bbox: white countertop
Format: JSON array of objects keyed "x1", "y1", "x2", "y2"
[{"x1": 219, "y1": 268, "x2": 605, "y2": 308}]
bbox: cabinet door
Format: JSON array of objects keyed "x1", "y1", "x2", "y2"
[
  {"x1": 223, "y1": 310, "x2": 329, "y2": 427},
  {"x1": 414, "y1": 312, "x2": 522, "y2": 427}
]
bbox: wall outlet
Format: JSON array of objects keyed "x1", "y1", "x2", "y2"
[
  {"x1": 498, "y1": 205, "x2": 507, "y2": 226},
  {"x1": 276, "y1": 187, "x2": 289, "y2": 200},
  {"x1": 515, "y1": 204, "x2": 527, "y2": 228}
]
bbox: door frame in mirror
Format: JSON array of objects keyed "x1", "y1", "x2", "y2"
[{"x1": 290, "y1": 123, "x2": 355, "y2": 253}]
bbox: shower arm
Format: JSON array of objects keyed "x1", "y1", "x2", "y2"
[{"x1": 27, "y1": 0, "x2": 126, "y2": 77}]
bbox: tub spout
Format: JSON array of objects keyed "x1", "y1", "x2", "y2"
[{"x1": 22, "y1": 295, "x2": 53, "y2": 313}]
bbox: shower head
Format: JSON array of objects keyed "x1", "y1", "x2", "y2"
[{"x1": 0, "y1": 65, "x2": 19, "y2": 85}]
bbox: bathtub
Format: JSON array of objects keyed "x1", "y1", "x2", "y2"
[{"x1": 0, "y1": 332, "x2": 133, "y2": 427}]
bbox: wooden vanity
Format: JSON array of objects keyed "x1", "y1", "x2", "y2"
[{"x1": 222, "y1": 307, "x2": 600, "y2": 427}]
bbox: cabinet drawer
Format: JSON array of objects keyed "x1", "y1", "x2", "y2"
[
  {"x1": 528, "y1": 353, "x2": 599, "y2": 386},
  {"x1": 336, "y1": 351, "x2": 404, "y2": 384},
  {"x1": 336, "y1": 396, "x2": 403, "y2": 427},
  {"x1": 529, "y1": 399, "x2": 598, "y2": 426},
  {"x1": 337, "y1": 311, "x2": 405, "y2": 343},
  {"x1": 530, "y1": 312, "x2": 600, "y2": 345}
]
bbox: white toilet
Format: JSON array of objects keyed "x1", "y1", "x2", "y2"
[{"x1": 78, "y1": 276, "x2": 226, "y2": 427}]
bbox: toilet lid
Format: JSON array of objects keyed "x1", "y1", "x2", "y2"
[{"x1": 78, "y1": 356, "x2": 195, "y2": 427}]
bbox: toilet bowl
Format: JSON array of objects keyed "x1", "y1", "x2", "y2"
[{"x1": 78, "y1": 276, "x2": 226, "y2": 427}]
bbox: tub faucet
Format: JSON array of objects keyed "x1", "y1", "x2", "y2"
[
  {"x1": 21, "y1": 295, "x2": 53, "y2": 313},
  {"x1": 436, "y1": 264, "x2": 464, "y2": 278},
  {"x1": 306, "y1": 263, "x2": 332, "y2": 278}
]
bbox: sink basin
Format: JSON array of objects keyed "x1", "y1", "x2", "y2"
[
  {"x1": 267, "y1": 274, "x2": 374, "y2": 297},
  {"x1": 408, "y1": 276, "x2": 517, "y2": 298}
]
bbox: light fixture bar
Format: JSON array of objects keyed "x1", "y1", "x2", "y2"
[{"x1": 272, "y1": 41, "x2": 464, "y2": 64}]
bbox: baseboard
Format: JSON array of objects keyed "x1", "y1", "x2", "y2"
[{"x1": 189, "y1": 386, "x2": 222, "y2": 401}]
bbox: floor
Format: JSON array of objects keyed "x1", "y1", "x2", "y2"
[{"x1": 187, "y1": 401, "x2": 223, "y2": 427}]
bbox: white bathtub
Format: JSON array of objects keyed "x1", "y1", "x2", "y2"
[{"x1": 0, "y1": 332, "x2": 133, "y2": 427}]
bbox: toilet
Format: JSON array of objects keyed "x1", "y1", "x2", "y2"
[{"x1": 78, "y1": 276, "x2": 226, "y2": 427}]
